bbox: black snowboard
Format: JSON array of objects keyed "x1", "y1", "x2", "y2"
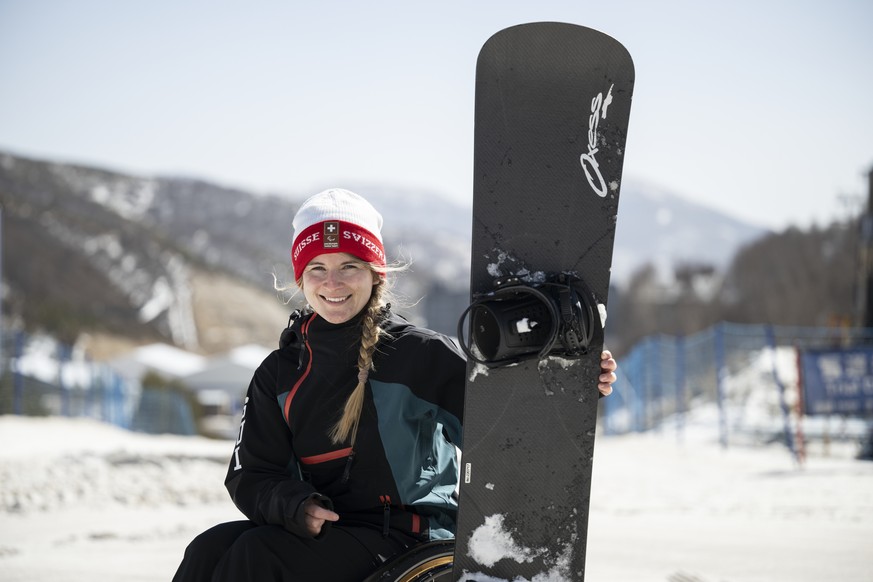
[{"x1": 453, "y1": 22, "x2": 634, "y2": 581}]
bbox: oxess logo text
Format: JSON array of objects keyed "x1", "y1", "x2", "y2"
[{"x1": 580, "y1": 84, "x2": 614, "y2": 198}]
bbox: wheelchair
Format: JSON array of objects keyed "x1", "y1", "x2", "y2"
[{"x1": 362, "y1": 539, "x2": 454, "y2": 582}]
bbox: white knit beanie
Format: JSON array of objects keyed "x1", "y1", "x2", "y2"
[{"x1": 291, "y1": 188, "x2": 385, "y2": 278}]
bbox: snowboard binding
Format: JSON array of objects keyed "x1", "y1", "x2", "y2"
[{"x1": 457, "y1": 272, "x2": 601, "y2": 368}]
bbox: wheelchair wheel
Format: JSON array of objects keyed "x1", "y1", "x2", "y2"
[{"x1": 362, "y1": 540, "x2": 454, "y2": 582}]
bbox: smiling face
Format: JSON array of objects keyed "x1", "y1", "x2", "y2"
[{"x1": 300, "y1": 252, "x2": 379, "y2": 324}]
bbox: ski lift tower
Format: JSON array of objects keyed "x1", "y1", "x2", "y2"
[{"x1": 859, "y1": 167, "x2": 873, "y2": 330}]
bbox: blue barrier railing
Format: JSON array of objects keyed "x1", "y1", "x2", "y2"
[
  {"x1": 1, "y1": 329, "x2": 138, "y2": 429},
  {"x1": 5, "y1": 323, "x2": 872, "y2": 446},
  {"x1": 602, "y1": 322, "x2": 873, "y2": 459}
]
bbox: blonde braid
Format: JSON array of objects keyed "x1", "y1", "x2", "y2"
[{"x1": 329, "y1": 281, "x2": 386, "y2": 445}]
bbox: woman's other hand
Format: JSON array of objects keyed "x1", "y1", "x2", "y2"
[{"x1": 598, "y1": 350, "x2": 617, "y2": 396}]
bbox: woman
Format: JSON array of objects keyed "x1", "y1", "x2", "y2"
[{"x1": 173, "y1": 188, "x2": 617, "y2": 581}]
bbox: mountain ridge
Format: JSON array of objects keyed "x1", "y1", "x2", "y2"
[{"x1": 0, "y1": 150, "x2": 768, "y2": 356}]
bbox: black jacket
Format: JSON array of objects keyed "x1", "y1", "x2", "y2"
[{"x1": 225, "y1": 310, "x2": 466, "y2": 541}]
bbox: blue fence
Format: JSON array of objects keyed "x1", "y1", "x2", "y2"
[
  {"x1": 602, "y1": 322, "x2": 873, "y2": 458},
  {"x1": 5, "y1": 323, "x2": 873, "y2": 448},
  {"x1": 1, "y1": 329, "x2": 138, "y2": 429}
]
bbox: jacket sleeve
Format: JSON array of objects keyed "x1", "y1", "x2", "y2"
[
  {"x1": 390, "y1": 328, "x2": 467, "y2": 448},
  {"x1": 224, "y1": 351, "x2": 322, "y2": 538},
  {"x1": 429, "y1": 333, "x2": 466, "y2": 449}
]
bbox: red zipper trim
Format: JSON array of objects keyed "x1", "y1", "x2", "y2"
[
  {"x1": 283, "y1": 313, "x2": 316, "y2": 425},
  {"x1": 299, "y1": 447, "x2": 354, "y2": 465}
]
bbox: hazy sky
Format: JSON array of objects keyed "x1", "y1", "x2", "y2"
[{"x1": 1, "y1": 0, "x2": 871, "y2": 229}]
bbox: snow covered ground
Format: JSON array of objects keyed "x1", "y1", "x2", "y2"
[{"x1": 0, "y1": 414, "x2": 871, "y2": 582}]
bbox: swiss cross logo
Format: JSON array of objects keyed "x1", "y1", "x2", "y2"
[{"x1": 323, "y1": 221, "x2": 340, "y2": 248}]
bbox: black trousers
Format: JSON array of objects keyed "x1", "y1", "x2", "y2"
[{"x1": 172, "y1": 520, "x2": 418, "y2": 582}]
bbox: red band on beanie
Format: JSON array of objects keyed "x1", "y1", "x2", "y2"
[{"x1": 291, "y1": 220, "x2": 386, "y2": 279}]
